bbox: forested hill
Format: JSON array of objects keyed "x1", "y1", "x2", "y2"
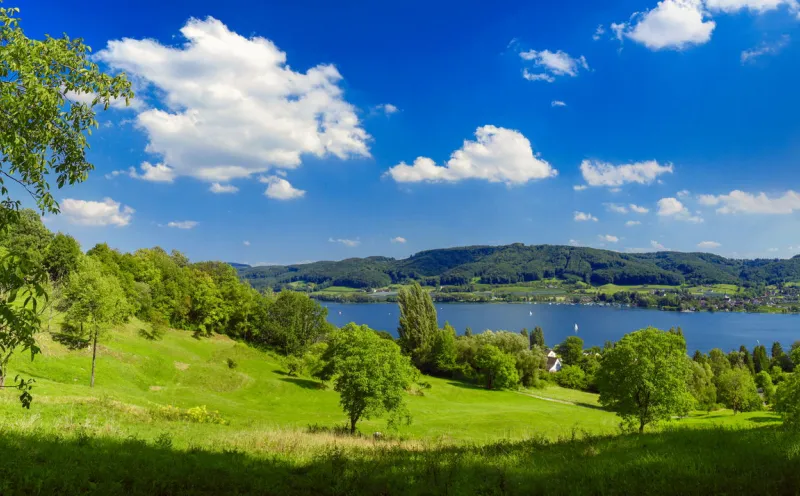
[{"x1": 237, "y1": 244, "x2": 800, "y2": 290}]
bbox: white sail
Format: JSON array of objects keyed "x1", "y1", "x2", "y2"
[{"x1": 574, "y1": 323, "x2": 579, "y2": 333}]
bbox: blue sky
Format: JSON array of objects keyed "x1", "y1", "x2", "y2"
[{"x1": 19, "y1": 0, "x2": 800, "y2": 264}]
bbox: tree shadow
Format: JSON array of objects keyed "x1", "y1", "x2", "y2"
[
  {"x1": 446, "y1": 381, "x2": 484, "y2": 390},
  {"x1": 748, "y1": 416, "x2": 780, "y2": 424},
  {"x1": 0, "y1": 424, "x2": 797, "y2": 495},
  {"x1": 279, "y1": 377, "x2": 324, "y2": 390},
  {"x1": 50, "y1": 332, "x2": 88, "y2": 350}
]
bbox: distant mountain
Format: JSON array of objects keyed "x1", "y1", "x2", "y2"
[
  {"x1": 227, "y1": 262, "x2": 251, "y2": 269},
  {"x1": 237, "y1": 244, "x2": 800, "y2": 291}
]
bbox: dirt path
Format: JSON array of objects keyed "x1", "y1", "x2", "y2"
[{"x1": 516, "y1": 391, "x2": 577, "y2": 406}]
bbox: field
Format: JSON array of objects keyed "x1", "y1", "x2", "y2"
[{"x1": 0, "y1": 321, "x2": 795, "y2": 495}]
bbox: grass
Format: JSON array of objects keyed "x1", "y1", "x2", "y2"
[
  {"x1": 0, "y1": 320, "x2": 792, "y2": 495},
  {"x1": 318, "y1": 286, "x2": 364, "y2": 293}
]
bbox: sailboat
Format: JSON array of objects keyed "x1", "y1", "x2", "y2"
[
  {"x1": 529, "y1": 311, "x2": 533, "y2": 316},
  {"x1": 574, "y1": 323, "x2": 579, "y2": 334}
]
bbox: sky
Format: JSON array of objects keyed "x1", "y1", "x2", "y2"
[{"x1": 16, "y1": 0, "x2": 800, "y2": 265}]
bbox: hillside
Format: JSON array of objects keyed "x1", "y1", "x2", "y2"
[
  {"x1": 238, "y1": 244, "x2": 800, "y2": 291},
  {"x1": 0, "y1": 321, "x2": 795, "y2": 495}
]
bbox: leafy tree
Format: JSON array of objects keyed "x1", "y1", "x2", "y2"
[
  {"x1": 42, "y1": 233, "x2": 82, "y2": 330},
  {"x1": 771, "y1": 342, "x2": 785, "y2": 361},
  {"x1": 61, "y1": 257, "x2": 131, "y2": 387},
  {"x1": 692, "y1": 350, "x2": 706, "y2": 364},
  {"x1": 717, "y1": 367, "x2": 761, "y2": 414},
  {"x1": 596, "y1": 327, "x2": 693, "y2": 433},
  {"x1": 397, "y1": 283, "x2": 438, "y2": 370},
  {"x1": 265, "y1": 291, "x2": 329, "y2": 356},
  {"x1": 430, "y1": 322, "x2": 457, "y2": 375},
  {"x1": 464, "y1": 326, "x2": 472, "y2": 337},
  {"x1": 0, "y1": 209, "x2": 53, "y2": 267},
  {"x1": 520, "y1": 328, "x2": 529, "y2": 343},
  {"x1": 531, "y1": 326, "x2": 545, "y2": 348},
  {"x1": 515, "y1": 348, "x2": 545, "y2": 388},
  {"x1": 739, "y1": 345, "x2": 755, "y2": 375},
  {"x1": 754, "y1": 371, "x2": 775, "y2": 404},
  {"x1": 476, "y1": 330, "x2": 528, "y2": 356},
  {"x1": 474, "y1": 345, "x2": 518, "y2": 390},
  {"x1": 791, "y1": 342, "x2": 800, "y2": 367},
  {"x1": 774, "y1": 372, "x2": 800, "y2": 430},
  {"x1": 320, "y1": 323, "x2": 417, "y2": 433},
  {"x1": 688, "y1": 361, "x2": 717, "y2": 412},
  {"x1": 556, "y1": 364, "x2": 586, "y2": 390},
  {"x1": 753, "y1": 345, "x2": 770, "y2": 374},
  {"x1": 708, "y1": 348, "x2": 731, "y2": 380},
  {"x1": 0, "y1": 4, "x2": 131, "y2": 405},
  {"x1": 556, "y1": 336, "x2": 584, "y2": 365}
]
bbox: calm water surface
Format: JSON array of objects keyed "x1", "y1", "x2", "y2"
[{"x1": 323, "y1": 302, "x2": 800, "y2": 352}]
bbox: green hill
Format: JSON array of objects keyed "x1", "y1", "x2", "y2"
[
  {"x1": 238, "y1": 244, "x2": 800, "y2": 291},
  {"x1": 1, "y1": 321, "x2": 795, "y2": 495}
]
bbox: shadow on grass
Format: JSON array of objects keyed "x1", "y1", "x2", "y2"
[
  {"x1": 748, "y1": 416, "x2": 780, "y2": 424},
  {"x1": 446, "y1": 381, "x2": 485, "y2": 390},
  {"x1": 279, "y1": 377, "x2": 323, "y2": 390},
  {"x1": 0, "y1": 425, "x2": 798, "y2": 495}
]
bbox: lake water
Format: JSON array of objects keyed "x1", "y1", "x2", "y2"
[{"x1": 323, "y1": 302, "x2": 800, "y2": 352}]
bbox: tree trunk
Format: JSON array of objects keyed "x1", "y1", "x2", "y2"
[
  {"x1": 0, "y1": 371, "x2": 5, "y2": 389},
  {"x1": 639, "y1": 420, "x2": 645, "y2": 433},
  {"x1": 90, "y1": 329, "x2": 98, "y2": 388},
  {"x1": 350, "y1": 416, "x2": 358, "y2": 434}
]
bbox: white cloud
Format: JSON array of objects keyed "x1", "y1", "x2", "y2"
[
  {"x1": 129, "y1": 162, "x2": 176, "y2": 183},
  {"x1": 166, "y1": 220, "x2": 198, "y2": 229},
  {"x1": 385, "y1": 125, "x2": 557, "y2": 185},
  {"x1": 243, "y1": 241, "x2": 251, "y2": 246},
  {"x1": 63, "y1": 89, "x2": 144, "y2": 111},
  {"x1": 329, "y1": 237, "x2": 360, "y2": 247},
  {"x1": 551, "y1": 100, "x2": 567, "y2": 107},
  {"x1": 61, "y1": 198, "x2": 134, "y2": 227},
  {"x1": 593, "y1": 25, "x2": 606, "y2": 41},
  {"x1": 96, "y1": 17, "x2": 370, "y2": 184},
  {"x1": 579, "y1": 159, "x2": 673, "y2": 188},
  {"x1": 375, "y1": 103, "x2": 399, "y2": 115},
  {"x1": 615, "y1": 0, "x2": 716, "y2": 50},
  {"x1": 519, "y1": 50, "x2": 589, "y2": 82},
  {"x1": 741, "y1": 35, "x2": 790, "y2": 64},
  {"x1": 390, "y1": 236, "x2": 407, "y2": 244},
  {"x1": 104, "y1": 169, "x2": 127, "y2": 179},
  {"x1": 676, "y1": 189, "x2": 690, "y2": 198},
  {"x1": 626, "y1": 220, "x2": 642, "y2": 226},
  {"x1": 573, "y1": 185, "x2": 588, "y2": 191},
  {"x1": 768, "y1": 247, "x2": 779, "y2": 252},
  {"x1": 630, "y1": 203, "x2": 650, "y2": 214},
  {"x1": 698, "y1": 241, "x2": 721, "y2": 249},
  {"x1": 657, "y1": 197, "x2": 704, "y2": 222},
  {"x1": 605, "y1": 203, "x2": 629, "y2": 214},
  {"x1": 599, "y1": 234, "x2": 620, "y2": 243},
  {"x1": 210, "y1": 182, "x2": 239, "y2": 194},
  {"x1": 698, "y1": 190, "x2": 800, "y2": 214},
  {"x1": 651, "y1": 240, "x2": 667, "y2": 250},
  {"x1": 574, "y1": 211, "x2": 599, "y2": 222},
  {"x1": 260, "y1": 175, "x2": 306, "y2": 200},
  {"x1": 705, "y1": 0, "x2": 799, "y2": 14},
  {"x1": 568, "y1": 239, "x2": 581, "y2": 247}
]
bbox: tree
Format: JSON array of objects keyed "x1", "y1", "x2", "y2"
[
  {"x1": 531, "y1": 326, "x2": 545, "y2": 348},
  {"x1": 717, "y1": 368, "x2": 761, "y2": 414},
  {"x1": 265, "y1": 291, "x2": 329, "y2": 356},
  {"x1": 791, "y1": 342, "x2": 800, "y2": 367},
  {"x1": 42, "y1": 233, "x2": 82, "y2": 330},
  {"x1": 61, "y1": 257, "x2": 130, "y2": 387},
  {"x1": 771, "y1": 342, "x2": 785, "y2": 361},
  {"x1": 596, "y1": 327, "x2": 693, "y2": 433},
  {"x1": 754, "y1": 371, "x2": 775, "y2": 404},
  {"x1": 0, "y1": 5, "x2": 132, "y2": 404},
  {"x1": 396, "y1": 282, "x2": 438, "y2": 370},
  {"x1": 753, "y1": 345, "x2": 770, "y2": 373},
  {"x1": 708, "y1": 348, "x2": 731, "y2": 380},
  {"x1": 430, "y1": 322, "x2": 458, "y2": 375},
  {"x1": 556, "y1": 364, "x2": 586, "y2": 390},
  {"x1": 474, "y1": 345, "x2": 518, "y2": 390},
  {"x1": 688, "y1": 361, "x2": 717, "y2": 412},
  {"x1": 556, "y1": 336, "x2": 584, "y2": 365},
  {"x1": 515, "y1": 348, "x2": 545, "y2": 388},
  {"x1": 739, "y1": 345, "x2": 755, "y2": 375},
  {"x1": 320, "y1": 323, "x2": 417, "y2": 434},
  {"x1": 774, "y1": 372, "x2": 800, "y2": 430}
]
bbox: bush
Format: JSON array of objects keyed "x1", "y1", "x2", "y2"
[
  {"x1": 152, "y1": 405, "x2": 228, "y2": 425},
  {"x1": 555, "y1": 365, "x2": 586, "y2": 390},
  {"x1": 286, "y1": 356, "x2": 304, "y2": 377},
  {"x1": 775, "y1": 372, "x2": 800, "y2": 430},
  {"x1": 226, "y1": 358, "x2": 238, "y2": 369}
]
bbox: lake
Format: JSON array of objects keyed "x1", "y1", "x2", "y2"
[{"x1": 323, "y1": 302, "x2": 800, "y2": 352}]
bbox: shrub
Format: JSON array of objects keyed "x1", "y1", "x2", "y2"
[
  {"x1": 775, "y1": 372, "x2": 800, "y2": 430},
  {"x1": 286, "y1": 356, "x2": 304, "y2": 377},
  {"x1": 226, "y1": 358, "x2": 238, "y2": 369},
  {"x1": 153, "y1": 405, "x2": 228, "y2": 425},
  {"x1": 556, "y1": 365, "x2": 586, "y2": 390}
]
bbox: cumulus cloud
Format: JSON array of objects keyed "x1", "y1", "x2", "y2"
[
  {"x1": 385, "y1": 125, "x2": 557, "y2": 185},
  {"x1": 573, "y1": 185, "x2": 588, "y2": 191},
  {"x1": 626, "y1": 220, "x2": 642, "y2": 226},
  {"x1": 390, "y1": 236, "x2": 407, "y2": 244},
  {"x1": 375, "y1": 103, "x2": 399, "y2": 115},
  {"x1": 651, "y1": 240, "x2": 667, "y2": 250},
  {"x1": 578, "y1": 159, "x2": 673, "y2": 188},
  {"x1": 698, "y1": 190, "x2": 800, "y2": 214},
  {"x1": 574, "y1": 211, "x2": 599, "y2": 222},
  {"x1": 210, "y1": 182, "x2": 239, "y2": 194},
  {"x1": 129, "y1": 162, "x2": 176, "y2": 182},
  {"x1": 260, "y1": 176, "x2": 306, "y2": 200},
  {"x1": 165, "y1": 220, "x2": 198, "y2": 229},
  {"x1": 569, "y1": 239, "x2": 581, "y2": 247},
  {"x1": 61, "y1": 198, "x2": 134, "y2": 226},
  {"x1": 519, "y1": 49, "x2": 589, "y2": 82},
  {"x1": 705, "y1": 0, "x2": 799, "y2": 14},
  {"x1": 657, "y1": 197, "x2": 704, "y2": 222},
  {"x1": 96, "y1": 17, "x2": 370, "y2": 184},
  {"x1": 741, "y1": 35, "x2": 790, "y2": 64},
  {"x1": 63, "y1": 89, "x2": 144, "y2": 111},
  {"x1": 698, "y1": 241, "x2": 721, "y2": 249},
  {"x1": 630, "y1": 204, "x2": 650, "y2": 214},
  {"x1": 329, "y1": 237, "x2": 360, "y2": 247},
  {"x1": 551, "y1": 100, "x2": 567, "y2": 107},
  {"x1": 599, "y1": 234, "x2": 620, "y2": 243},
  {"x1": 676, "y1": 190, "x2": 690, "y2": 198},
  {"x1": 614, "y1": 0, "x2": 716, "y2": 50},
  {"x1": 605, "y1": 203, "x2": 629, "y2": 214}
]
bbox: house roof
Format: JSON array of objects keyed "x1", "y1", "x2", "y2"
[{"x1": 546, "y1": 357, "x2": 560, "y2": 369}]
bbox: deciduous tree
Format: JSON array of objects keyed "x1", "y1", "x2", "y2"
[
  {"x1": 397, "y1": 282, "x2": 438, "y2": 370},
  {"x1": 774, "y1": 371, "x2": 800, "y2": 430},
  {"x1": 717, "y1": 367, "x2": 761, "y2": 414}
]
